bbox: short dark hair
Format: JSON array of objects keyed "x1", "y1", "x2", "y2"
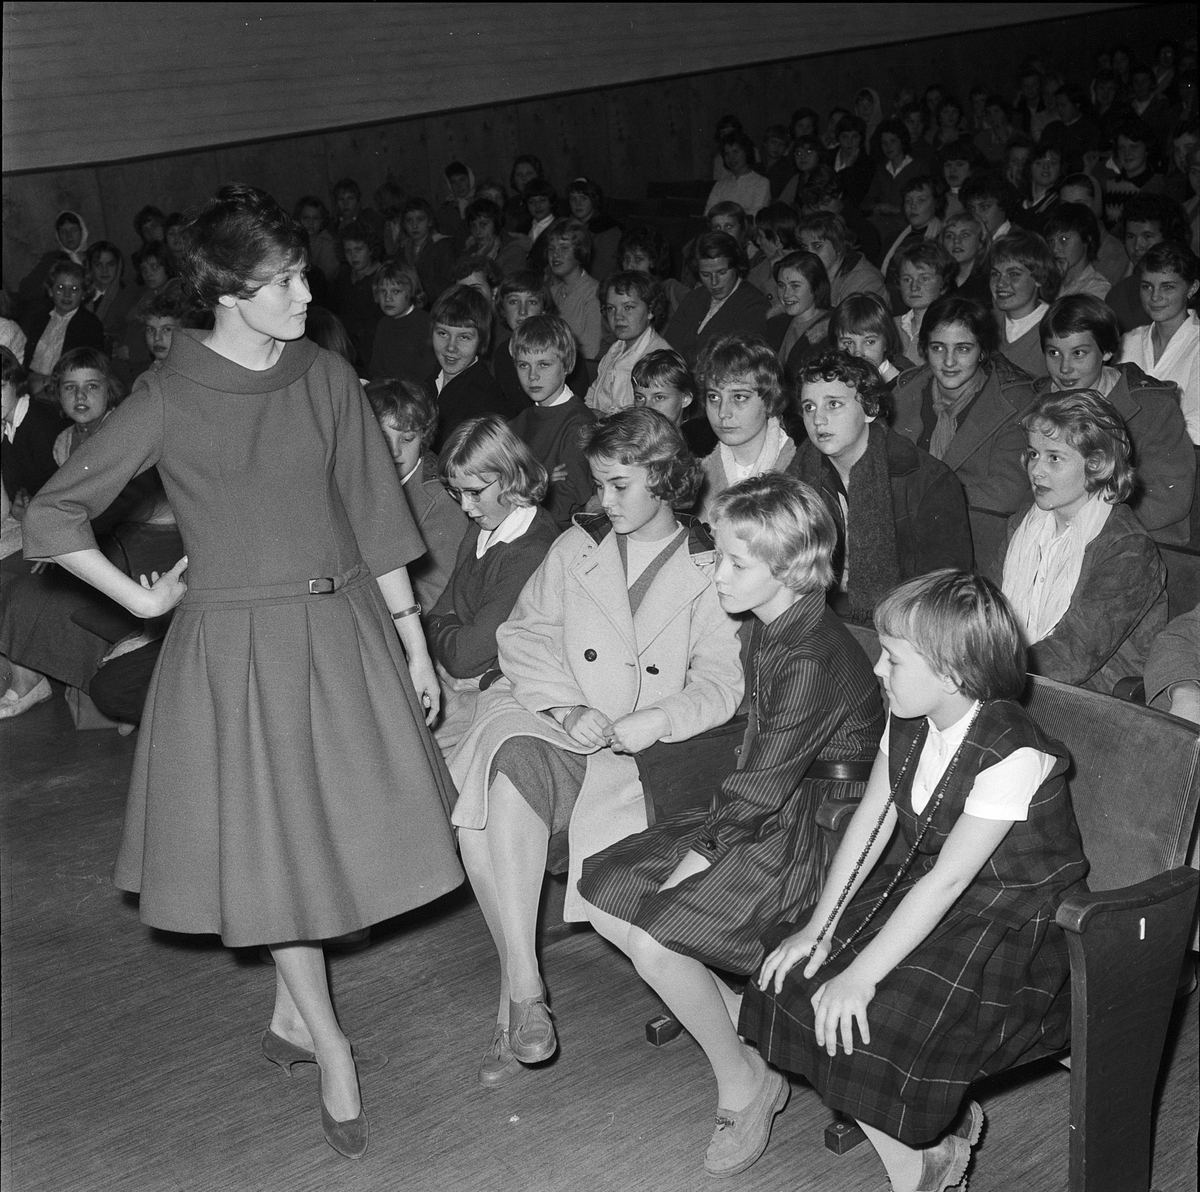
[
  {"x1": 1043, "y1": 204, "x2": 1101, "y2": 261},
  {"x1": 134, "y1": 205, "x2": 165, "y2": 236},
  {"x1": 497, "y1": 270, "x2": 556, "y2": 313},
  {"x1": 177, "y1": 184, "x2": 305, "y2": 310},
  {"x1": 617, "y1": 225, "x2": 672, "y2": 278},
  {"x1": 332, "y1": 177, "x2": 361, "y2": 199},
  {"x1": 1137, "y1": 240, "x2": 1200, "y2": 286},
  {"x1": 546, "y1": 217, "x2": 593, "y2": 269},
  {"x1": 365, "y1": 378, "x2": 439, "y2": 451},
  {"x1": 630, "y1": 349, "x2": 697, "y2": 403},
  {"x1": 755, "y1": 203, "x2": 800, "y2": 251},
  {"x1": 430, "y1": 284, "x2": 494, "y2": 356},
  {"x1": 510, "y1": 154, "x2": 544, "y2": 192},
  {"x1": 960, "y1": 172, "x2": 1018, "y2": 218},
  {"x1": 339, "y1": 218, "x2": 382, "y2": 261},
  {"x1": 797, "y1": 213, "x2": 851, "y2": 256},
  {"x1": 600, "y1": 271, "x2": 668, "y2": 333},
  {"x1": 876, "y1": 117, "x2": 912, "y2": 155},
  {"x1": 465, "y1": 197, "x2": 504, "y2": 234},
  {"x1": 1039, "y1": 294, "x2": 1121, "y2": 357},
  {"x1": 580, "y1": 407, "x2": 703, "y2": 510},
  {"x1": 132, "y1": 240, "x2": 174, "y2": 276},
  {"x1": 895, "y1": 239, "x2": 959, "y2": 290},
  {"x1": 293, "y1": 195, "x2": 330, "y2": 229},
  {"x1": 1113, "y1": 116, "x2": 1155, "y2": 148},
  {"x1": 85, "y1": 240, "x2": 122, "y2": 273},
  {"x1": 901, "y1": 173, "x2": 948, "y2": 219},
  {"x1": 919, "y1": 295, "x2": 1000, "y2": 360},
  {"x1": 522, "y1": 178, "x2": 558, "y2": 205},
  {"x1": 445, "y1": 160, "x2": 469, "y2": 179},
  {"x1": 452, "y1": 254, "x2": 504, "y2": 290},
  {"x1": 402, "y1": 197, "x2": 436, "y2": 222},
  {"x1": 0, "y1": 346, "x2": 29, "y2": 398},
  {"x1": 797, "y1": 349, "x2": 889, "y2": 417},
  {"x1": 1122, "y1": 193, "x2": 1189, "y2": 242},
  {"x1": 771, "y1": 250, "x2": 831, "y2": 309},
  {"x1": 692, "y1": 231, "x2": 748, "y2": 278},
  {"x1": 49, "y1": 347, "x2": 127, "y2": 409}
]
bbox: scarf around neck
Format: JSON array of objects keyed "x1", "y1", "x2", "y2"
[{"x1": 929, "y1": 367, "x2": 987, "y2": 460}]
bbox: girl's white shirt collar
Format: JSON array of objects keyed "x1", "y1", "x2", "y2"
[{"x1": 476, "y1": 502, "x2": 538, "y2": 557}]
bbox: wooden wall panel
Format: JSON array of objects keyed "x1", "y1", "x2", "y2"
[{"x1": 3, "y1": 3, "x2": 1183, "y2": 293}]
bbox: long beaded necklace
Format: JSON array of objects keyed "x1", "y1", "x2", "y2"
[{"x1": 805, "y1": 702, "x2": 983, "y2": 971}]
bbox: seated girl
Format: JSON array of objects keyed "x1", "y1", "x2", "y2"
[
  {"x1": 893, "y1": 240, "x2": 958, "y2": 362},
  {"x1": 632, "y1": 348, "x2": 717, "y2": 457},
  {"x1": 1044, "y1": 204, "x2": 1110, "y2": 299},
  {"x1": 544, "y1": 219, "x2": 603, "y2": 369},
  {"x1": 1118, "y1": 240, "x2": 1200, "y2": 444},
  {"x1": 490, "y1": 271, "x2": 589, "y2": 410},
  {"x1": 0, "y1": 348, "x2": 179, "y2": 719},
  {"x1": 764, "y1": 251, "x2": 832, "y2": 387},
  {"x1": 796, "y1": 213, "x2": 888, "y2": 307},
  {"x1": 705, "y1": 132, "x2": 771, "y2": 218},
  {"x1": 113, "y1": 243, "x2": 184, "y2": 383},
  {"x1": 567, "y1": 178, "x2": 622, "y2": 283},
  {"x1": 400, "y1": 198, "x2": 457, "y2": 307},
  {"x1": 695, "y1": 334, "x2": 798, "y2": 523},
  {"x1": 1, "y1": 346, "x2": 64, "y2": 518},
  {"x1": 664, "y1": 232, "x2": 770, "y2": 369},
  {"x1": 891, "y1": 296, "x2": 1040, "y2": 565},
  {"x1": 995, "y1": 389, "x2": 1166, "y2": 692},
  {"x1": 139, "y1": 289, "x2": 199, "y2": 378},
  {"x1": 830, "y1": 292, "x2": 916, "y2": 389},
  {"x1": 364, "y1": 379, "x2": 468, "y2": 612},
  {"x1": 743, "y1": 570, "x2": 1089, "y2": 1192},
  {"x1": 789, "y1": 351, "x2": 972, "y2": 623},
  {"x1": 448, "y1": 408, "x2": 743, "y2": 1085},
  {"x1": 578, "y1": 473, "x2": 883, "y2": 1178},
  {"x1": 368, "y1": 261, "x2": 436, "y2": 383},
  {"x1": 1037, "y1": 294, "x2": 1194, "y2": 544},
  {"x1": 293, "y1": 196, "x2": 340, "y2": 286},
  {"x1": 462, "y1": 198, "x2": 528, "y2": 277},
  {"x1": 1017, "y1": 143, "x2": 1064, "y2": 233},
  {"x1": 328, "y1": 219, "x2": 383, "y2": 369},
  {"x1": 425, "y1": 415, "x2": 559, "y2": 751},
  {"x1": 940, "y1": 210, "x2": 992, "y2": 306},
  {"x1": 586, "y1": 272, "x2": 671, "y2": 414},
  {"x1": 22, "y1": 260, "x2": 106, "y2": 391},
  {"x1": 508, "y1": 313, "x2": 596, "y2": 528},
  {"x1": 425, "y1": 284, "x2": 521, "y2": 451},
  {"x1": 747, "y1": 203, "x2": 801, "y2": 312},
  {"x1": 618, "y1": 225, "x2": 690, "y2": 318},
  {"x1": 879, "y1": 175, "x2": 948, "y2": 283},
  {"x1": 989, "y1": 230, "x2": 1061, "y2": 377}
]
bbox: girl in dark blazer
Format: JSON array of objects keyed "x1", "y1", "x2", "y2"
[
  {"x1": 20, "y1": 260, "x2": 105, "y2": 381},
  {"x1": 665, "y1": 232, "x2": 770, "y2": 368},
  {"x1": 580, "y1": 474, "x2": 883, "y2": 1179}
]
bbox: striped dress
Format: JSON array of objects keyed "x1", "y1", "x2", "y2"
[{"x1": 578, "y1": 591, "x2": 883, "y2": 974}]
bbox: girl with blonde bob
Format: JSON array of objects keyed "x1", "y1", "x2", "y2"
[
  {"x1": 995, "y1": 388, "x2": 1166, "y2": 691},
  {"x1": 426, "y1": 415, "x2": 559, "y2": 750},
  {"x1": 580, "y1": 472, "x2": 883, "y2": 1179},
  {"x1": 744, "y1": 569, "x2": 1089, "y2": 1192},
  {"x1": 449, "y1": 407, "x2": 744, "y2": 1091}
]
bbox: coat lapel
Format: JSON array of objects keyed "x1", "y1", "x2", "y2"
[
  {"x1": 941, "y1": 373, "x2": 1013, "y2": 471},
  {"x1": 633, "y1": 539, "x2": 710, "y2": 651},
  {"x1": 567, "y1": 534, "x2": 638, "y2": 653}
]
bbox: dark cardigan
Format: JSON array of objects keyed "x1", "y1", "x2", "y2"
[
  {"x1": 664, "y1": 281, "x2": 770, "y2": 369},
  {"x1": 1, "y1": 399, "x2": 66, "y2": 501},
  {"x1": 20, "y1": 306, "x2": 105, "y2": 371},
  {"x1": 426, "y1": 361, "x2": 524, "y2": 453},
  {"x1": 508, "y1": 394, "x2": 597, "y2": 530}
]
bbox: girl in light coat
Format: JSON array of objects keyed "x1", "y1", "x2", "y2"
[{"x1": 449, "y1": 407, "x2": 743, "y2": 1087}]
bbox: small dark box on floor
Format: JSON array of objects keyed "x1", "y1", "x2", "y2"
[
  {"x1": 824, "y1": 1118, "x2": 867, "y2": 1153},
  {"x1": 645, "y1": 1013, "x2": 685, "y2": 1046}
]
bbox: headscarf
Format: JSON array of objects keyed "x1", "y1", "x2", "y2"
[
  {"x1": 445, "y1": 166, "x2": 477, "y2": 218},
  {"x1": 55, "y1": 210, "x2": 89, "y2": 265}
]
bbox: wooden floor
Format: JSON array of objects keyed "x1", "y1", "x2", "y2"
[{"x1": 2, "y1": 693, "x2": 1196, "y2": 1192}]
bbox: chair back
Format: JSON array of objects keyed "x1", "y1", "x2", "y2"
[{"x1": 1025, "y1": 676, "x2": 1200, "y2": 890}]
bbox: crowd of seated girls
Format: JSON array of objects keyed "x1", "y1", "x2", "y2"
[{"x1": 5, "y1": 37, "x2": 1200, "y2": 1189}]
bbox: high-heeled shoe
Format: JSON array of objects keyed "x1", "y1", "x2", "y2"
[
  {"x1": 317, "y1": 1068, "x2": 368, "y2": 1160},
  {"x1": 261, "y1": 1028, "x2": 388, "y2": 1076}
]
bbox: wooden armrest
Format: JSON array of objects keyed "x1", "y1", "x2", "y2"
[
  {"x1": 816, "y1": 798, "x2": 860, "y2": 832},
  {"x1": 1055, "y1": 867, "x2": 1199, "y2": 934}
]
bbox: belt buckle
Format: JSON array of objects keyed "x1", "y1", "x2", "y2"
[{"x1": 308, "y1": 577, "x2": 336, "y2": 594}]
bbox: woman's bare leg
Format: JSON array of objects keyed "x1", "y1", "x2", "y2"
[
  {"x1": 459, "y1": 773, "x2": 550, "y2": 1018},
  {"x1": 270, "y1": 942, "x2": 359, "y2": 1121},
  {"x1": 584, "y1": 900, "x2": 764, "y2": 1110},
  {"x1": 857, "y1": 1121, "x2": 923, "y2": 1191}
]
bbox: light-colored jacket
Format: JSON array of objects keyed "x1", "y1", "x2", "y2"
[{"x1": 448, "y1": 514, "x2": 743, "y2": 919}]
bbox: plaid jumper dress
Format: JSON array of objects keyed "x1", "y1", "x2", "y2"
[{"x1": 739, "y1": 699, "x2": 1089, "y2": 1145}]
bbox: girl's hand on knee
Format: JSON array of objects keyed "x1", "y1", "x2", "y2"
[
  {"x1": 758, "y1": 929, "x2": 828, "y2": 994},
  {"x1": 564, "y1": 705, "x2": 613, "y2": 748},
  {"x1": 811, "y1": 971, "x2": 874, "y2": 1056},
  {"x1": 607, "y1": 708, "x2": 670, "y2": 754}
]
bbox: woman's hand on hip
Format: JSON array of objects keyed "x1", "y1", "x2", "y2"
[{"x1": 135, "y1": 556, "x2": 188, "y2": 618}]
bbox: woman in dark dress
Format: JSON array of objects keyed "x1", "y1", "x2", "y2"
[
  {"x1": 22, "y1": 185, "x2": 463, "y2": 1160},
  {"x1": 579, "y1": 473, "x2": 883, "y2": 1178}
]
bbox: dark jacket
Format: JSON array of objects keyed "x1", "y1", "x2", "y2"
[
  {"x1": 426, "y1": 361, "x2": 524, "y2": 453},
  {"x1": 891, "y1": 356, "x2": 1040, "y2": 565},
  {"x1": 1032, "y1": 364, "x2": 1195, "y2": 546},
  {"x1": 989, "y1": 499, "x2": 1167, "y2": 694},
  {"x1": 20, "y1": 306, "x2": 106, "y2": 372},
  {"x1": 1, "y1": 398, "x2": 65, "y2": 501},
  {"x1": 665, "y1": 280, "x2": 771, "y2": 369},
  {"x1": 402, "y1": 453, "x2": 470, "y2": 613}
]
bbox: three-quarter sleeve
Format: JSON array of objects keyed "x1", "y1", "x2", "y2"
[
  {"x1": 328, "y1": 355, "x2": 425, "y2": 578},
  {"x1": 23, "y1": 379, "x2": 163, "y2": 560}
]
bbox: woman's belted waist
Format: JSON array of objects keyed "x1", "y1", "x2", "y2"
[{"x1": 180, "y1": 564, "x2": 370, "y2": 609}]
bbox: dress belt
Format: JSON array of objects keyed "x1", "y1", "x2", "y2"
[
  {"x1": 806, "y1": 758, "x2": 875, "y2": 782},
  {"x1": 181, "y1": 565, "x2": 367, "y2": 607}
]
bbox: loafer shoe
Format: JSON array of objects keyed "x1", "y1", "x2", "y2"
[
  {"x1": 952, "y1": 1100, "x2": 984, "y2": 1147},
  {"x1": 704, "y1": 1067, "x2": 789, "y2": 1177},
  {"x1": 508, "y1": 992, "x2": 556, "y2": 1064},
  {"x1": 0, "y1": 677, "x2": 51, "y2": 719},
  {"x1": 914, "y1": 1133, "x2": 972, "y2": 1191},
  {"x1": 478, "y1": 1024, "x2": 523, "y2": 1087}
]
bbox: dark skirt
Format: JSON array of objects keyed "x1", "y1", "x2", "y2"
[
  {"x1": 738, "y1": 866, "x2": 1073, "y2": 1145},
  {"x1": 579, "y1": 775, "x2": 864, "y2": 975},
  {"x1": 491, "y1": 737, "x2": 587, "y2": 835}
]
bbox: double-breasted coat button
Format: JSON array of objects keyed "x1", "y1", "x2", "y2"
[{"x1": 584, "y1": 649, "x2": 597, "y2": 661}]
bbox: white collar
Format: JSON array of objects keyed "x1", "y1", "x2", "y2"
[
  {"x1": 925, "y1": 700, "x2": 982, "y2": 750},
  {"x1": 1005, "y1": 302, "x2": 1049, "y2": 342},
  {"x1": 536, "y1": 384, "x2": 574, "y2": 409},
  {"x1": 400, "y1": 460, "x2": 422, "y2": 486},
  {"x1": 886, "y1": 155, "x2": 914, "y2": 177},
  {"x1": 476, "y1": 503, "x2": 538, "y2": 557},
  {"x1": 2, "y1": 394, "x2": 30, "y2": 443}
]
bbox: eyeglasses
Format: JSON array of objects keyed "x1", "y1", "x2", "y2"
[
  {"x1": 448, "y1": 477, "x2": 499, "y2": 504},
  {"x1": 53, "y1": 284, "x2": 82, "y2": 295}
]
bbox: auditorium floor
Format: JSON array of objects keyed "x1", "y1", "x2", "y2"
[{"x1": 2, "y1": 693, "x2": 1196, "y2": 1192}]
